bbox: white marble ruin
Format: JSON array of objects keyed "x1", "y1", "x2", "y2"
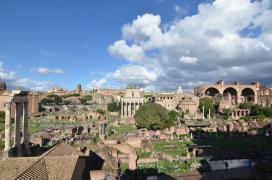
[{"x1": 3, "y1": 90, "x2": 30, "y2": 158}]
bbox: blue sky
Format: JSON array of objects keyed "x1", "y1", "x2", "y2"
[
  {"x1": 0, "y1": 0, "x2": 200, "y2": 90},
  {"x1": 0, "y1": 0, "x2": 272, "y2": 91}
]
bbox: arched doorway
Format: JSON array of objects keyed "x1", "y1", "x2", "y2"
[
  {"x1": 223, "y1": 87, "x2": 238, "y2": 105},
  {"x1": 205, "y1": 87, "x2": 220, "y2": 97},
  {"x1": 241, "y1": 88, "x2": 255, "y2": 103}
]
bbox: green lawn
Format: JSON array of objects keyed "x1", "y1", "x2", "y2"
[
  {"x1": 28, "y1": 119, "x2": 81, "y2": 135},
  {"x1": 120, "y1": 163, "x2": 129, "y2": 173},
  {"x1": 137, "y1": 149, "x2": 152, "y2": 158},
  {"x1": 151, "y1": 141, "x2": 193, "y2": 157},
  {"x1": 110, "y1": 124, "x2": 136, "y2": 134}
]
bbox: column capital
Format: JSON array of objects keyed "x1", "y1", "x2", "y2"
[{"x1": 4, "y1": 102, "x2": 11, "y2": 109}]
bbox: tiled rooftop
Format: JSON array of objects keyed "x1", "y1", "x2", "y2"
[{"x1": 0, "y1": 142, "x2": 85, "y2": 180}]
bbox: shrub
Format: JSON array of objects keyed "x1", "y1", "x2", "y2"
[{"x1": 134, "y1": 102, "x2": 174, "y2": 130}]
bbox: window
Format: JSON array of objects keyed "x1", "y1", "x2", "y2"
[{"x1": 132, "y1": 92, "x2": 134, "y2": 97}]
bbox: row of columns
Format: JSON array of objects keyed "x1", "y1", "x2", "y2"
[
  {"x1": 202, "y1": 106, "x2": 211, "y2": 120},
  {"x1": 4, "y1": 101, "x2": 30, "y2": 157},
  {"x1": 231, "y1": 109, "x2": 250, "y2": 120},
  {"x1": 121, "y1": 101, "x2": 143, "y2": 118}
]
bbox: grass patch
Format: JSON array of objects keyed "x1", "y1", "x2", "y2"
[
  {"x1": 137, "y1": 149, "x2": 152, "y2": 158},
  {"x1": 28, "y1": 119, "x2": 81, "y2": 135},
  {"x1": 120, "y1": 163, "x2": 129, "y2": 172},
  {"x1": 110, "y1": 124, "x2": 136, "y2": 134},
  {"x1": 151, "y1": 141, "x2": 193, "y2": 157}
]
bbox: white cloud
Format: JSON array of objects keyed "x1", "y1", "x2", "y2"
[
  {"x1": 12, "y1": 78, "x2": 50, "y2": 91},
  {"x1": 174, "y1": 5, "x2": 187, "y2": 15},
  {"x1": 107, "y1": 0, "x2": 272, "y2": 90},
  {"x1": 0, "y1": 62, "x2": 51, "y2": 91},
  {"x1": 31, "y1": 67, "x2": 65, "y2": 75},
  {"x1": 179, "y1": 56, "x2": 198, "y2": 64},
  {"x1": 0, "y1": 62, "x2": 17, "y2": 80},
  {"x1": 108, "y1": 40, "x2": 145, "y2": 62},
  {"x1": 111, "y1": 65, "x2": 158, "y2": 88},
  {"x1": 87, "y1": 78, "x2": 107, "y2": 89}
]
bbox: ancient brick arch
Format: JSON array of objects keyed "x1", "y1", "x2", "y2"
[
  {"x1": 195, "y1": 81, "x2": 258, "y2": 104},
  {"x1": 205, "y1": 87, "x2": 220, "y2": 96},
  {"x1": 241, "y1": 88, "x2": 255, "y2": 103},
  {"x1": 223, "y1": 87, "x2": 238, "y2": 104}
]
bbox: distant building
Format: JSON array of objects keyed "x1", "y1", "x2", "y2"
[
  {"x1": 120, "y1": 86, "x2": 200, "y2": 119},
  {"x1": 176, "y1": 92, "x2": 199, "y2": 119},
  {"x1": 0, "y1": 82, "x2": 40, "y2": 117},
  {"x1": 194, "y1": 80, "x2": 272, "y2": 108},
  {"x1": 154, "y1": 88, "x2": 199, "y2": 119},
  {"x1": 258, "y1": 85, "x2": 272, "y2": 107},
  {"x1": 76, "y1": 84, "x2": 82, "y2": 94},
  {"x1": 154, "y1": 93, "x2": 176, "y2": 111},
  {"x1": 121, "y1": 87, "x2": 144, "y2": 118},
  {"x1": 48, "y1": 86, "x2": 65, "y2": 93}
]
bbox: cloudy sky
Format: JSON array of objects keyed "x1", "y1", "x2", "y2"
[{"x1": 0, "y1": 0, "x2": 271, "y2": 91}]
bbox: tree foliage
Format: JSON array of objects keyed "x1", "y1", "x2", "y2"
[
  {"x1": 61, "y1": 93, "x2": 80, "y2": 98},
  {"x1": 199, "y1": 97, "x2": 216, "y2": 117},
  {"x1": 239, "y1": 103, "x2": 253, "y2": 109},
  {"x1": 0, "y1": 111, "x2": 4, "y2": 123},
  {"x1": 40, "y1": 94, "x2": 62, "y2": 106},
  {"x1": 79, "y1": 95, "x2": 92, "y2": 105},
  {"x1": 250, "y1": 105, "x2": 272, "y2": 117},
  {"x1": 107, "y1": 101, "x2": 121, "y2": 112},
  {"x1": 134, "y1": 102, "x2": 175, "y2": 130},
  {"x1": 96, "y1": 109, "x2": 106, "y2": 115},
  {"x1": 168, "y1": 110, "x2": 179, "y2": 124}
]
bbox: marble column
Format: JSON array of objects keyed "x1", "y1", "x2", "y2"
[
  {"x1": 124, "y1": 102, "x2": 127, "y2": 117},
  {"x1": 4, "y1": 102, "x2": 11, "y2": 151},
  {"x1": 22, "y1": 102, "x2": 30, "y2": 154},
  {"x1": 202, "y1": 106, "x2": 205, "y2": 120},
  {"x1": 14, "y1": 102, "x2": 22, "y2": 156},
  {"x1": 128, "y1": 103, "x2": 131, "y2": 117},
  {"x1": 133, "y1": 102, "x2": 136, "y2": 115},
  {"x1": 121, "y1": 100, "x2": 123, "y2": 117}
]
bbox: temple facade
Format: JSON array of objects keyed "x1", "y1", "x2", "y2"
[
  {"x1": 120, "y1": 87, "x2": 144, "y2": 118},
  {"x1": 3, "y1": 90, "x2": 30, "y2": 158}
]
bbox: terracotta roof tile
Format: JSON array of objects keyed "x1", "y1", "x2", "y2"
[
  {"x1": 44, "y1": 156, "x2": 78, "y2": 180},
  {"x1": 0, "y1": 142, "x2": 84, "y2": 180},
  {"x1": 16, "y1": 158, "x2": 48, "y2": 180},
  {"x1": 43, "y1": 142, "x2": 85, "y2": 157},
  {"x1": 0, "y1": 157, "x2": 38, "y2": 180}
]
